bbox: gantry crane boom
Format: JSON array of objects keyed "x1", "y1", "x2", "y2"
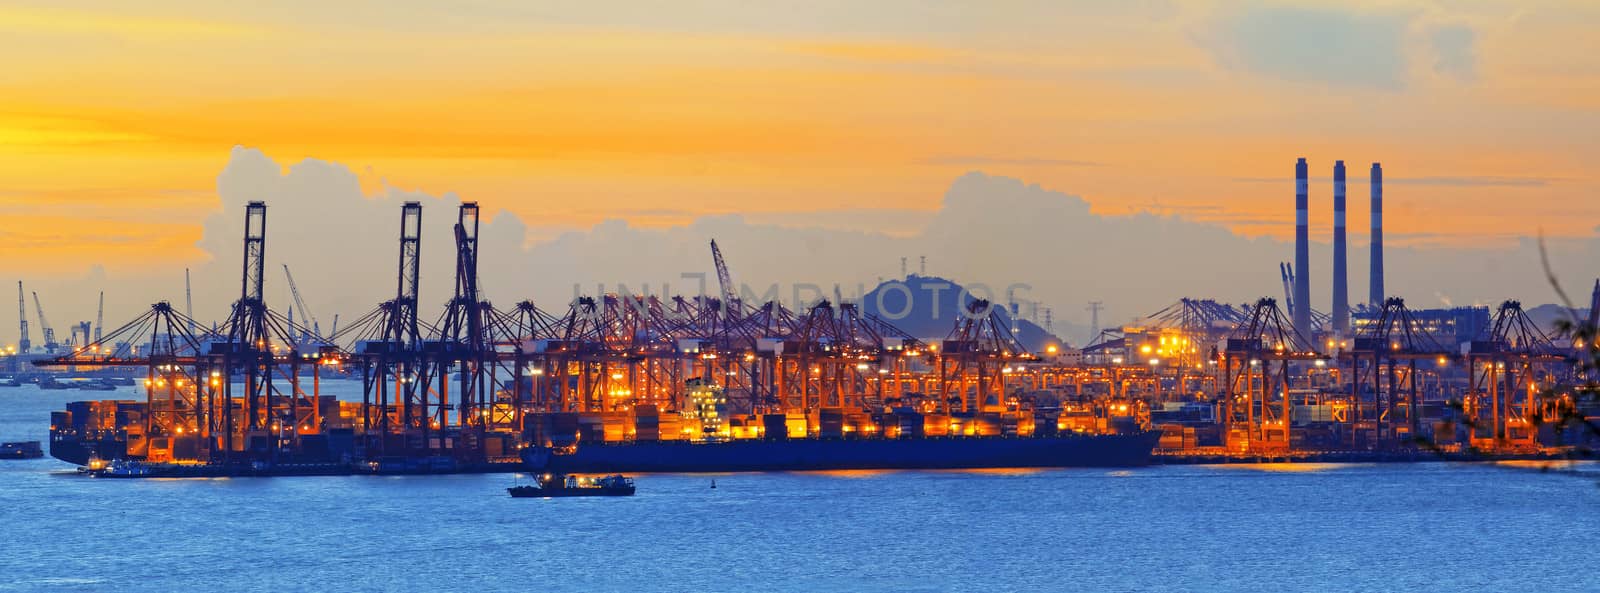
[
  {"x1": 1279, "y1": 263, "x2": 1296, "y2": 321},
  {"x1": 31, "y1": 291, "x2": 57, "y2": 353},
  {"x1": 710, "y1": 239, "x2": 738, "y2": 317},
  {"x1": 283, "y1": 264, "x2": 320, "y2": 339}
]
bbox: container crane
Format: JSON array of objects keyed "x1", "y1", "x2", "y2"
[
  {"x1": 283, "y1": 264, "x2": 320, "y2": 341},
  {"x1": 185, "y1": 268, "x2": 196, "y2": 336},
  {"x1": 94, "y1": 291, "x2": 104, "y2": 343},
  {"x1": 710, "y1": 239, "x2": 738, "y2": 319},
  {"x1": 31, "y1": 291, "x2": 57, "y2": 354},
  {"x1": 1279, "y1": 262, "x2": 1296, "y2": 322},
  {"x1": 16, "y1": 281, "x2": 28, "y2": 354}
]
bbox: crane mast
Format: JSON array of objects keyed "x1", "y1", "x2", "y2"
[
  {"x1": 94, "y1": 291, "x2": 104, "y2": 343},
  {"x1": 185, "y1": 268, "x2": 195, "y2": 335},
  {"x1": 31, "y1": 291, "x2": 57, "y2": 353},
  {"x1": 16, "y1": 281, "x2": 28, "y2": 354}
]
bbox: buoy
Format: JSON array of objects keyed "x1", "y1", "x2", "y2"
[{"x1": 710, "y1": 479, "x2": 717, "y2": 489}]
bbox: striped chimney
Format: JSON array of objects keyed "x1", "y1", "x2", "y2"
[
  {"x1": 1370, "y1": 163, "x2": 1384, "y2": 307},
  {"x1": 1332, "y1": 160, "x2": 1349, "y2": 335},
  {"x1": 1293, "y1": 158, "x2": 1311, "y2": 337}
]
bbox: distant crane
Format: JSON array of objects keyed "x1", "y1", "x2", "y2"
[
  {"x1": 31, "y1": 291, "x2": 58, "y2": 354},
  {"x1": 1086, "y1": 301, "x2": 1103, "y2": 345},
  {"x1": 709, "y1": 239, "x2": 739, "y2": 319},
  {"x1": 185, "y1": 268, "x2": 196, "y2": 335},
  {"x1": 16, "y1": 281, "x2": 29, "y2": 354},
  {"x1": 1279, "y1": 262, "x2": 1296, "y2": 321},
  {"x1": 1588, "y1": 279, "x2": 1598, "y2": 331},
  {"x1": 329, "y1": 313, "x2": 339, "y2": 339},
  {"x1": 94, "y1": 291, "x2": 104, "y2": 343},
  {"x1": 283, "y1": 264, "x2": 320, "y2": 341}
]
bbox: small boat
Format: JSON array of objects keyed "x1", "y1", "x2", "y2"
[
  {"x1": 0, "y1": 378, "x2": 21, "y2": 388},
  {"x1": 91, "y1": 459, "x2": 154, "y2": 478},
  {"x1": 508, "y1": 473, "x2": 635, "y2": 498},
  {"x1": 0, "y1": 441, "x2": 44, "y2": 460},
  {"x1": 77, "y1": 381, "x2": 117, "y2": 391}
]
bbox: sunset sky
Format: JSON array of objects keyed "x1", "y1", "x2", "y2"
[{"x1": 2, "y1": 1, "x2": 1598, "y2": 323}]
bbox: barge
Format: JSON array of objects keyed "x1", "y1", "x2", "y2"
[
  {"x1": 508, "y1": 474, "x2": 635, "y2": 497},
  {"x1": 522, "y1": 430, "x2": 1161, "y2": 474}
]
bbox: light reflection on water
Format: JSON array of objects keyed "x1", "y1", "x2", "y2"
[{"x1": 1205, "y1": 462, "x2": 1368, "y2": 473}]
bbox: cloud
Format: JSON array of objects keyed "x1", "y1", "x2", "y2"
[
  {"x1": 741, "y1": 208, "x2": 936, "y2": 237},
  {"x1": 191, "y1": 146, "x2": 532, "y2": 324},
  {"x1": 1385, "y1": 175, "x2": 1552, "y2": 187},
  {"x1": 922, "y1": 156, "x2": 1108, "y2": 168},
  {"x1": 1199, "y1": 4, "x2": 1411, "y2": 90},
  {"x1": 1431, "y1": 25, "x2": 1477, "y2": 82},
  {"x1": 179, "y1": 155, "x2": 1600, "y2": 335},
  {"x1": 0, "y1": 6, "x2": 271, "y2": 39},
  {"x1": 15, "y1": 150, "x2": 1600, "y2": 343}
]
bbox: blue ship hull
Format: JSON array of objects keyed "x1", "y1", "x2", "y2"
[{"x1": 522, "y1": 431, "x2": 1161, "y2": 474}]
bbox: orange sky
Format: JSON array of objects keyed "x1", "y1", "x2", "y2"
[{"x1": 2, "y1": 1, "x2": 1598, "y2": 276}]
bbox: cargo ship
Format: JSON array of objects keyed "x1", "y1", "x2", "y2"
[
  {"x1": 45, "y1": 389, "x2": 1160, "y2": 476},
  {"x1": 522, "y1": 430, "x2": 1160, "y2": 474}
]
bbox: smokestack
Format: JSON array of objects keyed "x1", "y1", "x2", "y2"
[
  {"x1": 1293, "y1": 158, "x2": 1311, "y2": 336},
  {"x1": 1332, "y1": 161, "x2": 1349, "y2": 335},
  {"x1": 1369, "y1": 163, "x2": 1384, "y2": 307}
]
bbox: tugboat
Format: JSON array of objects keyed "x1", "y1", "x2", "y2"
[
  {"x1": 0, "y1": 441, "x2": 44, "y2": 460},
  {"x1": 90, "y1": 459, "x2": 154, "y2": 478},
  {"x1": 508, "y1": 473, "x2": 635, "y2": 498},
  {"x1": 37, "y1": 378, "x2": 71, "y2": 390}
]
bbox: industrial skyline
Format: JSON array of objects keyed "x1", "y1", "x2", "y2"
[{"x1": 4, "y1": 147, "x2": 1599, "y2": 350}]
